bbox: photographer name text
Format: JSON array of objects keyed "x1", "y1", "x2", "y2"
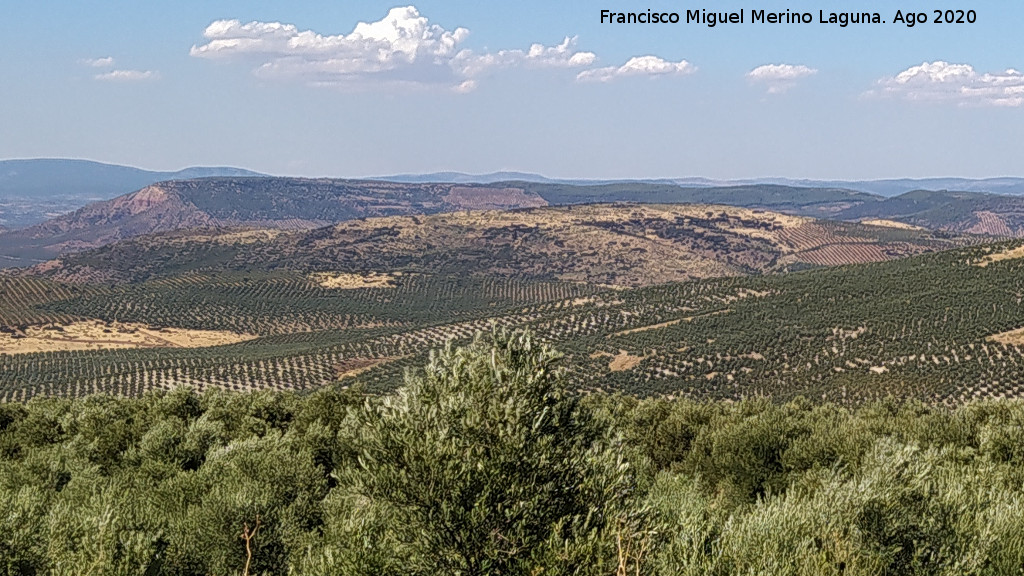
[{"x1": 600, "y1": 8, "x2": 977, "y2": 27}]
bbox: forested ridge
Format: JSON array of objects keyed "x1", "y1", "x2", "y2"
[{"x1": 3, "y1": 331, "x2": 1024, "y2": 575}]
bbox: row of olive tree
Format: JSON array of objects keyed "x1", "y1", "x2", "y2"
[
  {"x1": 0, "y1": 330, "x2": 653, "y2": 575},
  {"x1": 4, "y1": 330, "x2": 1024, "y2": 575}
]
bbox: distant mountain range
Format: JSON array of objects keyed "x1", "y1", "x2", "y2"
[
  {"x1": 4, "y1": 159, "x2": 1024, "y2": 230},
  {"x1": 2, "y1": 176, "x2": 1019, "y2": 271},
  {"x1": 4, "y1": 160, "x2": 1024, "y2": 269},
  {"x1": 5, "y1": 159, "x2": 1024, "y2": 200},
  {"x1": 0, "y1": 159, "x2": 263, "y2": 229},
  {"x1": 673, "y1": 177, "x2": 1024, "y2": 197},
  {"x1": 376, "y1": 171, "x2": 1024, "y2": 197},
  {"x1": 0, "y1": 159, "x2": 263, "y2": 199}
]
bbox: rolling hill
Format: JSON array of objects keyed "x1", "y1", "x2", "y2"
[
  {"x1": 520, "y1": 182, "x2": 882, "y2": 218},
  {"x1": 4, "y1": 175, "x2": 1021, "y2": 272},
  {"x1": 0, "y1": 178, "x2": 883, "y2": 269},
  {"x1": 0, "y1": 178, "x2": 547, "y2": 267},
  {"x1": 835, "y1": 189, "x2": 1024, "y2": 236},
  {"x1": 6, "y1": 160, "x2": 1024, "y2": 235},
  {"x1": 28, "y1": 203, "x2": 969, "y2": 286}
]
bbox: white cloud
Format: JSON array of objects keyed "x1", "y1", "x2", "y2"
[
  {"x1": 191, "y1": 5, "x2": 595, "y2": 92},
  {"x1": 82, "y1": 56, "x2": 158, "y2": 82},
  {"x1": 83, "y1": 57, "x2": 115, "y2": 68},
  {"x1": 747, "y1": 64, "x2": 817, "y2": 93},
  {"x1": 575, "y1": 56, "x2": 695, "y2": 83},
  {"x1": 453, "y1": 79, "x2": 477, "y2": 94},
  {"x1": 95, "y1": 70, "x2": 160, "y2": 82},
  {"x1": 452, "y1": 36, "x2": 596, "y2": 77},
  {"x1": 873, "y1": 61, "x2": 1024, "y2": 107}
]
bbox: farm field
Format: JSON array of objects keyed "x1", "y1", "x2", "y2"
[
  {"x1": 4, "y1": 233, "x2": 1024, "y2": 405},
  {"x1": 7, "y1": 336, "x2": 1024, "y2": 575},
  {"x1": 0, "y1": 320, "x2": 255, "y2": 354}
]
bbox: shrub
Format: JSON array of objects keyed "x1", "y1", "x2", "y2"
[{"x1": 345, "y1": 329, "x2": 655, "y2": 576}]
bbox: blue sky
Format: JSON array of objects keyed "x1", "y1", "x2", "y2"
[{"x1": 2, "y1": 1, "x2": 1022, "y2": 179}]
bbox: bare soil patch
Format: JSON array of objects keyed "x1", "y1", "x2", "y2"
[
  {"x1": 311, "y1": 272, "x2": 397, "y2": 289},
  {"x1": 988, "y1": 327, "x2": 1024, "y2": 346},
  {"x1": 860, "y1": 219, "x2": 924, "y2": 230},
  {"x1": 0, "y1": 321, "x2": 256, "y2": 355},
  {"x1": 608, "y1": 350, "x2": 645, "y2": 372},
  {"x1": 208, "y1": 229, "x2": 289, "y2": 244},
  {"x1": 976, "y1": 246, "x2": 1024, "y2": 267}
]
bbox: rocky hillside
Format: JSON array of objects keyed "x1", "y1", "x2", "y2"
[
  {"x1": 0, "y1": 179, "x2": 547, "y2": 267},
  {"x1": 34, "y1": 203, "x2": 969, "y2": 287},
  {"x1": 6, "y1": 177, "x2": 1018, "y2": 270}
]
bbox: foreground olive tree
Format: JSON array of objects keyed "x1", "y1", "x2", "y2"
[{"x1": 347, "y1": 330, "x2": 654, "y2": 576}]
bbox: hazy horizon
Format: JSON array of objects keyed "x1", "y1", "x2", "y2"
[{"x1": 6, "y1": 156, "x2": 1024, "y2": 183}]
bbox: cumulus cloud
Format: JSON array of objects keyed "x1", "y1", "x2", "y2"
[
  {"x1": 873, "y1": 61, "x2": 1024, "y2": 107},
  {"x1": 747, "y1": 64, "x2": 817, "y2": 93},
  {"x1": 83, "y1": 57, "x2": 115, "y2": 68},
  {"x1": 191, "y1": 5, "x2": 595, "y2": 91},
  {"x1": 452, "y1": 36, "x2": 596, "y2": 77},
  {"x1": 95, "y1": 70, "x2": 160, "y2": 82},
  {"x1": 575, "y1": 56, "x2": 695, "y2": 83},
  {"x1": 81, "y1": 56, "x2": 158, "y2": 82}
]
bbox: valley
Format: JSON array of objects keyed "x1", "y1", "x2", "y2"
[
  {"x1": 8, "y1": 3, "x2": 1024, "y2": 571},
  {"x1": 2, "y1": 175, "x2": 1022, "y2": 406},
  {"x1": 3, "y1": 227, "x2": 1024, "y2": 406}
]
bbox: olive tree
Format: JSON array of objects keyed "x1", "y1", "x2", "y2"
[{"x1": 347, "y1": 330, "x2": 654, "y2": 576}]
